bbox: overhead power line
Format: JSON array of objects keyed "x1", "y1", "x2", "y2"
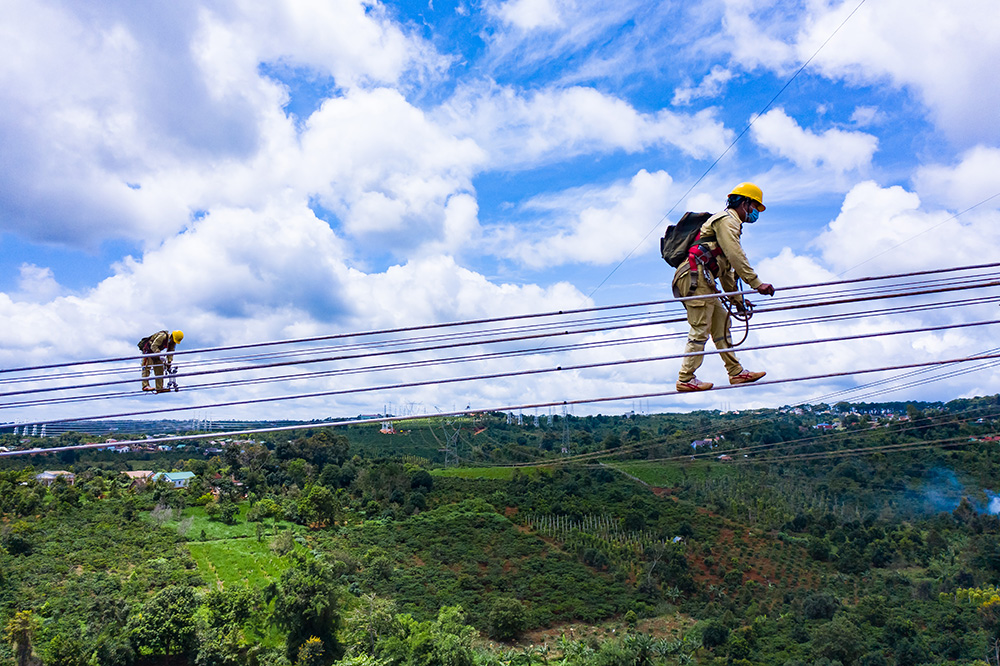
[
  {"x1": 7, "y1": 283, "x2": 998, "y2": 405},
  {"x1": 4, "y1": 261, "x2": 998, "y2": 377},
  {"x1": 4, "y1": 350, "x2": 1000, "y2": 457},
  {"x1": 5, "y1": 315, "x2": 999, "y2": 426},
  {"x1": 2, "y1": 262, "x2": 998, "y2": 440},
  {"x1": 9, "y1": 292, "x2": 998, "y2": 411},
  {"x1": 4, "y1": 266, "x2": 998, "y2": 399}
]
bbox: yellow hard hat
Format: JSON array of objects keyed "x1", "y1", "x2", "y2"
[
  {"x1": 729, "y1": 182, "x2": 765, "y2": 210},
  {"x1": 172, "y1": 330, "x2": 184, "y2": 344}
]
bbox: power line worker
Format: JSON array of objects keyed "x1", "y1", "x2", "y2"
[
  {"x1": 139, "y1": 330, "x2": 183, "y2": 393},
  {"x1": 671, "y1": 183, "x2": 775, "y2": 392}
]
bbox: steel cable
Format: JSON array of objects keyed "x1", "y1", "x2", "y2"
[
  {"x1": 4, "y1": 274, "x2": 997, "y2": 401},
  {"x1": 5, "y1": 293, "x2": 999, "y2": 412},
  {"x1": 3, "y1": 262, "x2": 998, "y2": 376}
]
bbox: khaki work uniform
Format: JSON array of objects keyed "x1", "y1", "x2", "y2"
[
  {"x1": 671, "y1": 209, "x2": 764, "y2": 383},
  {"x1": 141, "y1": 330, "x2": 176, "y2": 391}
]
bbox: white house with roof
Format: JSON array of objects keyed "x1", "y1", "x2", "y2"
[
  {"x1": 36, "y1": 470, "x2": 76, "y2": 486},
  {"x1": 151, "y1": 471, "x2": 196, "y2": 488}
]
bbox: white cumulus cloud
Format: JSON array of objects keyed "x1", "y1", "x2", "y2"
[
  {"x1": 300, "y1": 87, "x2": 485, "y2": 253},
  {"x1": 496, "y1": 169, "x2": 674, "y2": 269},
  {"x1": 811, "y1": 180, "x2": 1000, "y2": 277},
  {"x1": 751, "y1": 108, "x2": 878, "y2": 173},
  {"x1": 720, "y1": 0, "x2": 1000, "y2": 146},
  {"x1": 913, "y1": 146, "x2": 1000, "y2": 211},
  {"x1": 440, "y1": 83, "x2": 733, "y2": 168}
]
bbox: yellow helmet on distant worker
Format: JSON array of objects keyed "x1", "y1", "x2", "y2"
[
  {"x1": 729, "y1": 182, "x2": 765, "y2": 210},
  {"x1": 172, "y1": 330, "x2": 184, "y2": 344}
]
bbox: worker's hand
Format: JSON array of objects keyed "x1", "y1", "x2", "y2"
[
  {"x1": 757, "y1": 283, "x2": 775, "y2": 296},
  {"x1": 734, "y1": 299, "x2": 747, "y2": 314}
]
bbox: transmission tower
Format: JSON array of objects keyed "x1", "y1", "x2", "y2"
[{"x1": 441, "y1": 423, "x2": 461, "y2": 466}]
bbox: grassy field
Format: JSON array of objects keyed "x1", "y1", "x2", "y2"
[
  {"x1": 156, "y1": 504, "x2": 298, "y2": 541},
  {"x1": 187, "y1": 537, "x2": 293, "y2": 590},
  {"x1": 149, "y1": 503, "x2": 302, "y2": 592}
]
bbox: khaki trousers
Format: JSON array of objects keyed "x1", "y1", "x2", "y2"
[
  {"x1": 141, "y1": 356, "x2": 165, "y2": 390},
  {"x1": 675, "y1": 270, "x2": 744, "y2": 382}
]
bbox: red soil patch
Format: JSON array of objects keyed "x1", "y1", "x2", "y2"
[{"x1": 650, "y1": 487, "x2": 679, "y2": 501}]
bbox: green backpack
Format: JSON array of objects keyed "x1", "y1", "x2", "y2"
[{"x1": 659, "y1": 212, "x2": 711, "y2": 268}]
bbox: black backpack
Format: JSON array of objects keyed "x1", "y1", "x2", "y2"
[{"x1": 660, "y1": 212, "x2": 712, "y2": 268}]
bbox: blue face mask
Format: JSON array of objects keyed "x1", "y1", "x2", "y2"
[{"x1": 745, "y1": 206, "x2": 759, "y2": 224}]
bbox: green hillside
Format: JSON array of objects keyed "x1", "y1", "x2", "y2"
[{"x1": 2, "y1": 397, "x2": 1000, "y2": 664}]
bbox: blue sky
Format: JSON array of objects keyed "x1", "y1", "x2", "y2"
[{"x1": 1, "y1": 0, "x2": 999, "y2": 423}]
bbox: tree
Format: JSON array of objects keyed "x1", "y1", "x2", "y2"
[
  {"x1": 298, "y1": 484, "x2": 339, "y2": 527},
  {"x1": 486, "y1": 597, "x2": 527, "y2": 642},
  {"x1": 379, "y1": 606, "x2": 475, "y2": 666},
  {"x1": 811, "y1": 617, "x2": 864, "y2": 665},
  {"x1": 128, "y1": 585, "x2": 199, "y2": 662},
  {"x1": 253, "y1": 497, "x2": 282, "y2": 534},
  {"x1": 807, "y1": 537, "x2": 831, "y2": 562},
  {"x1": 206, "y1": 497, "x2": 239, "y2": 524},
  {"x1": 4, "y1": 610, "x2": 41, "y2": 666},
  {"x1": 286, "y1": 459, "x2": 315, "y2": 488},
  {"x1": 344, "y1": 594, "x2": 399, "y2": 655},
  {"x1": 855, "y1": 595, "x2": 888, "y2": 628},
  {"x1": 355, "y1": 463, "x2": 410, "y2": 503},
  {"x1": 803, "y1": 592, "x2": 839, "y2": 620},
  {"x1": 204, "y1": 585, "x2": 261, "y2": 630},
  {"x1": 701, "y1": 621, "x2": 729, "y2": 649},
  {"x1": 409, "y1": 468, "x2": 433, "y2": 492},
  {"x1": 1, "y1": 520, "x2": 35, "y2": 556},
  {"x1": 218, "y1": 497, "x2": 240, "y2": 524},
  {"x1": 277, "y1": 431, "x2": 350, "y2": 467},
  {"x1": 602, "y1": 433, "x2": 622, "y2": 450},
  {"x1": 272, "y1": 554, "x2": 342, "y2": 661}
]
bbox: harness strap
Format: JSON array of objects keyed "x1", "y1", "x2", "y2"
[{"x1": 686, "y1": 232, "x2": 724, "y2": 295}]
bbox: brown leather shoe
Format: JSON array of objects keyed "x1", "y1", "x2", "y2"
[
  {"x1": 677, "y1": 378, "x2": 714, "y2": 392},
  {"x1": 730, "y1": 370, "x2": 766, "y2": 385}
]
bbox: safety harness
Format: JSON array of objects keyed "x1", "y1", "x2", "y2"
[
  {"x1": 685, "y1": 229, "x2": 754, "y2": 347},
  {"x1": 686, "y1": 231, "x2": 723, "y2": 281}
]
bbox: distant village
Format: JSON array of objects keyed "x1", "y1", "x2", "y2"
[
  {"x1": 691, "y1": 404, "x2": 1000, "y2": 461},
  {"x1": 33, "y1": 468, "x2": 196, "y2": 489}
]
